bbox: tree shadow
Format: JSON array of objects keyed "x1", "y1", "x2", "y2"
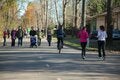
[{"x1": 0, "y1": 51, "x2": 120, "y2": 76}]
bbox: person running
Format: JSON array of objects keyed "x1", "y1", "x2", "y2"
[
  {"x1": 47, "y1": 29, "x2": 52, "y2": 46},
  {"x1": 56, "y1": 24, "x2": 65, "y2": 49},
  {"x1": 97, "y1": 25, "x2": 107, "y2": 60},
  {"x1": 11, "y1": 28, "x2": 17, "y2": 47},
  {"x1": 3, "y1": 29, "x2": 8, "y2": 46},
  {"x1": 77, "y1": 27, "x2": 88, "y2": 59},
  {"x1": 16, "y1": 26, "x2": 24, "y2": 46}
]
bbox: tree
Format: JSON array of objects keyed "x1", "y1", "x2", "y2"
[
  {"x1": 62, "y1": 0, "x2": 70, "y2": 28},
  {"x1": 106, "y1": 0, "x2": 113, "y2": 46},
  {"x1": 81, "y1": 0, "x2": 86, "y2": 27}
]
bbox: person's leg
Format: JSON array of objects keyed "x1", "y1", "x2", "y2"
[
  {"x1": 13, "y1": 39, "x2": 15, "y2": 46},
  {"x1": 20, "y1": 37, "x2": 23, "y2": 46},
  {"x1": 48, "y1": 36, "x2": 51, "y2": 46},
  {"x1": 98, "y1": 41, "x2": 102, "y2": 57},
  {"x1": 83, "y1": 42, "x2": 87, "y2": 57},
  {"x1": 18, "y1": 38, "x2": 20, "y2": 46},
  {"x1": 57, "y1": 37, "x2": 60, "y2": 49},
  {"x1": 11, "y1": 38, "x2": 13, "y2": 46},
  {"x1": 3, "y1": 37, "x2": 6, "y2": 46},
  {"x1": 61, "y1": 37, "x2": 63, "y2": 48},
  {"x1": 81, "y1": 42, "x2": 84, "y2": 58},
  {"x1": 101, "y1": 41, "x2": 106, "y2": 57}
]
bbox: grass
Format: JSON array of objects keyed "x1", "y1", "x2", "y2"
[
  {"x1": 64, "y1": 37, "x2": 97, "y2": 51},
  {"x1": 64, "y1": 36, "x2": 120, "y2": 51}
]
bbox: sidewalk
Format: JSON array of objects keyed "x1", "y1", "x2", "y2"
[{"x1": 0, "y1": 38, "x2": 120, "y2": 80}]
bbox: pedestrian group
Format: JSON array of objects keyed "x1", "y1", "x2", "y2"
[{"x1": 3, "y1": 25, "x2": 107, "y2": 60}]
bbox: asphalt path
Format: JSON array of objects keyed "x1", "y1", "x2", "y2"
[{"x1": 0, "y1": 38, "x2": 120, "y2": 80}]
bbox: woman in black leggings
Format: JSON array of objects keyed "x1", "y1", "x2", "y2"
[{"x1": 97, "y1": 25, "x2": 107, "y2": 60}]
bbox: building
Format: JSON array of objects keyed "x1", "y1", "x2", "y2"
[{"x1": 87, "y1": 7, "x2": 120, "y2": 31}]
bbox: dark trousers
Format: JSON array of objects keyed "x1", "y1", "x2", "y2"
[
  {"x1": 18, "y1": 37, "x2": 23, "y2": 46},
  {"x1": 3, "y1": 37, "x2": 6, "y2": 46},
  {"x1": 57, "y1": 37, "x2": 63, "y2": 49},
  {"x1": 98, "y1": 41, "x2": 106, "y2": 57},
  {"x1": 11, "y1": 39, "x2": 15, "y2": 46},
  {"x1": 81, "y1": 42, "x2": 87, "y2": 57},
  {"x1": 47, "y1": 35, "x2": 52, "y2": 46}
]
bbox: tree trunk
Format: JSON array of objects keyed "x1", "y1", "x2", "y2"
[
  {"x1": 81, "y1": 0, "x2": 86, "y2": 28},
  {"x1": 54, "y1": 0, "x2": 59, "y2": 25},
  {"x1": 106, "y1": 0, "x2": 113, "y2": 46},
  {"x1": 74, "y1": 0, "x2": 77, "y2": 28},
  {"x1": 62, "y1": 0, "x2": 65, "y2": 28}
]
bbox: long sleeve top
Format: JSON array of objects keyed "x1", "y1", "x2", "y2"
[
  {"x1": 97, "y1": 30, "x2": 107, "y2": 41},
  {"x1": 77, "y1": 30, "x2": 88, "y2": 42}
]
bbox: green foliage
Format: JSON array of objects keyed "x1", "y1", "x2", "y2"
[
  {"x1": 87, "y1": 0, "x2": 120, "y2": 16},
  {"x1": 87, "y1": 0, "x2": 106, "y2": 16},
  {"x1": 48, "y1": 23, "x2": 55, "y2": 30}
]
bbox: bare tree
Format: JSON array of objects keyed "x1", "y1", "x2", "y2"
[{"x1": 62, "y1": 0, "x2": 70, "y2": 28}]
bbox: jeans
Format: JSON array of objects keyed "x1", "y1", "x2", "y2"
[
  {"x1": 18, "y1": 37, "x2": 23, "y2": 46},
  {"x1": 98, "y1": 41, "x2": 106, "y2": 57},
  {"x1": 81, "y1": 42, "x2": 87, "y2": 57},
  {"x1": 47, "y1": 35, "x2": 52, "y2": 46}
]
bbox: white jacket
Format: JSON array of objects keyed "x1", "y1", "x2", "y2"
[{"x1": 97, "y1": 30, "x2": 107, "y2": 41}]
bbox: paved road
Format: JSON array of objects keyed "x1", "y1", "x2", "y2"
[{"x1": 0, "y1": 38, "x2": 120, "y2": 80}]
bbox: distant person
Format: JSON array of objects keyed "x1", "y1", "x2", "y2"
[
  {"x1": 77, "y1": 27, "x2": 88, "y2": 59},
  {"x1": 97, "y1": 25, "x2": 107, "y2": 60},
  {"x1": 36, "y1": 27, "x2": 41, "y2": 46},
  {"x1": 11, "y1": 28, "x2": 17, "y2": 47},
  {"x1": 16, "y1": 26, "x2": 24, "y2": 46},
  {"x1": 7, "y1": 29, "x2": 10, "y2": 38},
  {"x1": 3, "y1": 29, "x2": 7, "y2": 46},
  {"x1": 29, "y1": 26, "x2": 37, "y2": 47},
  {"x1": 47, "y1": 29, "x2": 52, "y2": 46},
  {"x1": 30, "y1": 26, "x2": 36, "y2": 36},
  {"x1": 56, "y1": 24, "x2": 65, "y2": 49}
]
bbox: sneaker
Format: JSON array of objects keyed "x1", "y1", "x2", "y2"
[
  {"x1": 103, "y1": 57, "x2": 105, "y2": 60},
  {"x1": 99, "y1": 57, "x2": 103, "y2": 60},
  {"x1": 82, "y1": 56, "x2": 85, "y2": 60}
]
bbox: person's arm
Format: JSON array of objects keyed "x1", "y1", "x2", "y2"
[
  {"x1": 97, "y1": 30, "x2": 100, "y2": 38},
  {"x1": 86, "y1": 32, "x2": 89, "y2": 38}
]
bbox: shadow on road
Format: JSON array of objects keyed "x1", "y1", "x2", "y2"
[{"x1": 0, "y1": 51, "x2": 120, "y2": 76}]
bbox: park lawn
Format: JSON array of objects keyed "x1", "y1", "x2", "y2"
[{"x1": 64, "y1": 37, "x2": 97, "y2": 51}]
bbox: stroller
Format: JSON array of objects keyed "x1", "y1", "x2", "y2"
[{"x1": 30, "y1": 36, "x2": 37, "y2": 48}]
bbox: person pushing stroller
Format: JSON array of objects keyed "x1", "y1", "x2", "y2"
[{"x1": 29, "y1": 26, "x2": 37, "y2": 47}]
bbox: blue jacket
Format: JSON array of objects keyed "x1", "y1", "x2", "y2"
[{"x1": 56, "y1": 29, "x2": 65, "y2": 38}]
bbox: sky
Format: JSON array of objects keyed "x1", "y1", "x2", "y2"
[{"x1": 18, "y1": 0, "x2": 34, "y2": 17}]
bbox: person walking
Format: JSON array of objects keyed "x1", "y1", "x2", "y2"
[
  {"x1": 3, "y1": 29, "x2": 7, "y2": 46},
  {"x1": 29, "y1": 26, "x2": 37, "y2": 47},
  {"x1": 11, "y1": 28, "x2": 17, "y2": 47},
  {"x1": 16, "y1": 26, "x2": 24, "y2": 46},
  {"x1": 47, "y1": 29, "x2": 52, "y2": 46},
  {"x1": 97, "y1": 25, "x2": 107, "y2": 60},
  {"x1": 7, "y1": 29, "x2": 10, "y2": 38},
  {"x1": 77, "y1": 27, "x2": 88, "y2": 59},
  {"x1": 36, "y1": 27, "x2": 41, "y2": 46}
]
